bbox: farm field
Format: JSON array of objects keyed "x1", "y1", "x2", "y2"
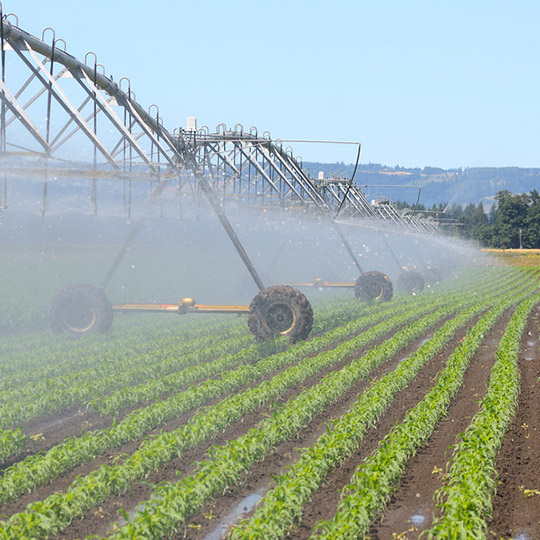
[
  {"x1": 0, "y1": 267, "x2": 539, "y2": 539},
  {"x1": 481, "y1": 249, "x2": 540, "y2": 267}
]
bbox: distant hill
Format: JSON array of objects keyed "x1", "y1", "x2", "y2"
[{"x1": 303, "y1": 162, "x2": 540, "y2": 208}]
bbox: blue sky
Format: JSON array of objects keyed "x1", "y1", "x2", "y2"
[{"x1": 5, "y1": 0, "x2": 540, "y2": 168}]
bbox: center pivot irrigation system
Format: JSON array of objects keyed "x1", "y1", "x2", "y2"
[{"x1": 0, "y1": 8, "x2": 440, "y2": 342}]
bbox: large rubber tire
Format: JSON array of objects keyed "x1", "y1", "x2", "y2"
[
  {"x1": 248, "y1": 285, "x2": 313, "y2": 343},
  {"x1": 423, "y1": 266, "x2": 443, "y2": 285},
  {"x1": 50, "y1": 284, "x2": 113, "y2": 337},
  {"x1": 397, "y1": 271, "x2": 425, "y2": 293},
  {"x1": 354, "y1": 271, "x2": 393, "y2": 303}
]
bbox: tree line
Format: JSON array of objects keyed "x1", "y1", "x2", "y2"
[{"x1": 396, "y1": 190, "x2": 540, "y2": 248}]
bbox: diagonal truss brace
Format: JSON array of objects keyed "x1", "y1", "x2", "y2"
[
  {"x1": 10, "y1": 38, "x2": 119, "y2": 167},
  {"x1": 0, "y1": 77, "x2": 50, "y2": 151}
]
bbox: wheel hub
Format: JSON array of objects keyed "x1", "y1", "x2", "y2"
[
  {"x1": 365, "y1": 278, "x2": 384, "y2": 300},
  {"x1": 265, "y1": 302, "x2": 295, "y2": 333},
  {"x1": 63, "y1": 300, "x2": 97, "y2": 333}
]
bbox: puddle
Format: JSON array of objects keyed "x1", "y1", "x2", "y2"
[
  {"x1": 524, "y1": 357, "x2": 534, "y2": 361},
  {"x1": 513, "y1": 533, "x2": 531, "y2": 540},
  {"x1": 410, "y1": 514, "x2": 425, "y2": 525},
  {"x1": 420, "y1": 338, "x2": 430, "y2": 345},
  {"x1": 113, "y1": 484, "x2": 267, "y2": 535},
  {"x1": 399, "y1": 357, "x2": 409, "y2": 364},
  {"x1": 526, "y1": 341, "x2": 536, "y2": 347},
  {"x1": 204, "y1": 487, "x2": 266, "y2": 540}
]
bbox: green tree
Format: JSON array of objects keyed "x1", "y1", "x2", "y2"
[
  {"x1": 525, "y1": 189, "x2": 540, "y2": 248},
  {"x1": 494, "y1": 191, "x2": 528, "y2": 248}
]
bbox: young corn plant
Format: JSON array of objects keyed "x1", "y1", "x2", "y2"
[
  {"x1": 0, "y1": 296, "x2": 455, "y2": 538},
  {"x1": 310, "y1": 282, "x2": 537, "y2": 540},
  {"x1": 428, "y1": 293, "x2": 540, "y2": 539},
  {"x1": 228, "y1": 295, "x2": 500, "y2": 539}
]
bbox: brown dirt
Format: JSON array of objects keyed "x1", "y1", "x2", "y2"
[
  {"x1": 365, "y1": 306, "x2": 517, "y2": 540},
  {"x1": 487, "y1": 305, "x2": 540, "y2": 539}
]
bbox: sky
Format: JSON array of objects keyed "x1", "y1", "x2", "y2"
[{"x1": 4, "y1": 0, "x2": 540, "y2": 169}]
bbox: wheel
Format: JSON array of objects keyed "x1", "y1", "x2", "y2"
[
  {"x1": 248, "y1": 285, "x2": 313, "y2": 343},
  {"x1": 423, "y1": 266, "x2": 443, "y2": 285},
  {"x1": 397, "y1": 271, "x2": 425, "y2": 293},
  {"x1": 49, "y1": 284, "x2": 113, "y2": 337},
  {"x1": 354, "y1": 270, "x2": 393, "y2": 303}
]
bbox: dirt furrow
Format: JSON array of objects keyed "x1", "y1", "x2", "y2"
[
  {"x1": 368, "y1": 306, "x2": 516, "y2": 540},
  {"x1": 488, "y1": 305, "x2": 540, "y2": 539}
]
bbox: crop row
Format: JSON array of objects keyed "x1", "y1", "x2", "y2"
[
  {"x1": 0, "y1": 313, "x2": 244, "y2": 378},
  {"x1": 106, "y1": 270, "x2": 537, "y2": 539},
  {"x1": 105, "y1": 291, "x2": 497, "y2": 539},
  {"x1": 0, "y1": 290, "x2": 442, "y2": 508},
  {"x1": 428, "y1": 293, "x2": 540, "y2": 539},
  {"x1": 0, "y1": 295, "x2": 375, "y2": 428},
  {"x1": 227, "y1": 292, "x2": 501, "y2": 539},
  {"x1": 0, "y1": 321, "x2": 247, "y2": 395},
  {"x1": 0, "y1": 293, "x2": 464, "y2": 537},
  {"x1": 0, "y1": 332, "x2": 254, "y2": 428},
  {"x1": 310, "y1": 279, "x2": 537, "y2": 539}
]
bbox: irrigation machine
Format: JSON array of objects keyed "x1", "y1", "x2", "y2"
[{"x1": 0, "y1": 9, "x2": 439, "y2": 342}]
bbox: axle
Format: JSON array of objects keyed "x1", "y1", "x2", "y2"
[
  {"x1": 289, "y1": 279, "x2": 355, "y2": 289},
  {"x1": 112, "y1": 298, "x2": 250, "y2": 315}
]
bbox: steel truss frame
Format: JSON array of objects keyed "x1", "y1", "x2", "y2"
[{"x1": 0, "y1": 11, "x2": 437, "y2": 237}]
